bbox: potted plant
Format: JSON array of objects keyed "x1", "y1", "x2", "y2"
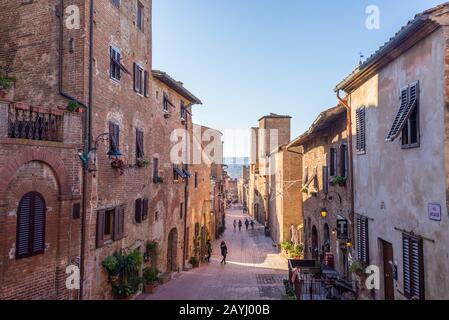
[
  {"x1": 111, "y1": 158, "x2": 126, "y2": 175},
  {"x1": 67, "y1": 100, "x2": 80, "y2": 112},
  {"x1": 145, "y1": 240, "x2": 159, "y2": 266},
  {"x1": 136, "y1": 158, "x2": 150, "y2": 168},
  {"x1": 331, "y1": 175, "x2": 346, "y2": 187},
  {"x1": 281, "y1": 242, "x2": 293, "y2": 255},
  {"x1": 189, "y1": 256, "x2": 199, "y2": 268},
  {"x1": 102, "y1": 249, "x2": 144, "y2": 299},
  {"x1": 289, "y1": 244, "x2": 304, "y2": 259},
  {"x1": 349, "y1": 260, "x2": 366, "y2": 276},
  {"x1": 310, "y1": 191, "x2": 318, "y2": 197},
  {"x1": 142, "y1": 267, "x2": 160, "y2": 294},
  {"x1": 300, "y1": 186, "x2": 309, "y2": 194}
]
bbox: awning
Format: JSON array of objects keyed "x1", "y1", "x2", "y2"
[
  {"x1": 182, "y1": 169, "x2": 192, "y2": 178},
  {"x1": 174, "y1": 167, "x2": 187, "y2": 179}
]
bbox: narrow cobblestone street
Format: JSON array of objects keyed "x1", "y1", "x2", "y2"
[{"x1": 139, "y1": 206, "x2": 288, "y2": 300}]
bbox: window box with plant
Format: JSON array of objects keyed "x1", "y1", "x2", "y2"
[
  {"x1": 136, "y1": 158, "x2": 149, "y2": 168},
  {"x1": 330, "y1": 175, "x2": 346, "y2": 187},
  {"x1": 102, "y1": 249, "x2": 144, "y2": 300},
  {"x1": 67, "y1": 100, "x2": 83, "y2": 113},
  {"x1": 142, "y1": 267, "x2": 160, "y2": 294}
]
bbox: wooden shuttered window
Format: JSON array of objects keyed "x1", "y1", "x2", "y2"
[
  {"x1": 144, "y1": 71, "x2": 149, "y2": 97},
  {"x1": 142, "y1": 198, "x2": 149, "y2": 221},
  {"x1": 356, "y1": 107, "x2": 366, "y2": 154},
  {"x1": 96, "y1": 210, "x2": 106, "y2": 248},
  {"x1": 113, "y1": 205, "x2": 126, "y2": 241},
  {"x1": 387, "y1": 82, "x2": 419, "y2": 143},
  {"x1": 322, "y1": 166, "x2": 329, "y2": 194},
  {"x1": 133, "y1": 64, "x2": 148, "y2": 96},
  {"x1": 108, "y1": 122, "x2": 120, "y2": 155},
  {"x1": 403, "y1": 233, "x2": 424, "y2": 300},
  {"x1": 136, "y1": 129, "x2": 144, "y2": 159},
  {"x1": 96, "y1": 205, "x2": 126, "y2": 248},
  {"x1": 135, "y1": 198, "x2": 143, "y2": 223},
  {"x1": 329, "y1": 148, "x2": 337, "y2": 177},
  {"x1": 16, "y1": 192, "x2": 46, "y2": 259},
  {"x1": 340, "y1": 144, "x2": 348, "y2": 178},
  {"x1": 356, "y1": 216, "x2": 369, "y2": 265}
]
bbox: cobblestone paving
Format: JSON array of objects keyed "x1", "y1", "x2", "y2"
[{"x1": 138, "y1": 206, "x2": 288, "y2": 300}]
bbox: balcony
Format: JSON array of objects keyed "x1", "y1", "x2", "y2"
[{"x1": 7, "y1": 103, "x2": 64, "y2": 142}]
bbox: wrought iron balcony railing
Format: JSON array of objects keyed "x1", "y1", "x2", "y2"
[{"x1": 8, "y1": 103, "x2": 64, "y2": 142}]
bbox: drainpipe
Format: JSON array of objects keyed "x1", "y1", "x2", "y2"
[
  {"x1": 182, "y1": 106, "x2": 191, "y2": 271},
  {"x1": 336, "y1": 90, "x2": 355, "y2": 249},
  {"x1": 59, "y1": 0, "x2": 94, "y2": 300}
]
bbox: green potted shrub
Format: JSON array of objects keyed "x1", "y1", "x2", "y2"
[
  {"x1": 145, "y1": 240, "x2": 159, "y2": 265},
  {"x1": 142, "y1": 267, "x2": 160, "y2": 294},
  {"x1": 189, "y1": 256, "x2": 199, "y2": 268},
  {"x1": 136, "y1": 158, "x2": 150, "y2": 168},
  {"x1": 349, "y1": 260, "x2": 366, "y2": 276},
  {"x1": 67, "y1": 100, "x2": 80, "y2": 112},
  {"x1": 102, "y1": 255, "x2": 119, "y2": 282},
  {"x1": 281, "y1": 242, "x2": 294, "y2": 255},
  {"x1": 289, "y1": 244, "x2": 304, "y2": 259}
]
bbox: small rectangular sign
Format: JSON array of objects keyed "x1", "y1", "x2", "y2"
[
  {"x1": 428, "y1": 203, "x2": 442, "y2": 221},
  {"x1": 337, "y1": 219, "x2": 348, "y2": 239}
]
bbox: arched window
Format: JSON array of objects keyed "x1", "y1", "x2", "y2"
[{"x1": 16, "y1": 192, "x2": 46, "y2": 259}]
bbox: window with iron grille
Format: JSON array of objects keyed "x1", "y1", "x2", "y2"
[
  {"x1": 329, "y1": 148, "x2": 337, "y2": 177},
  {"x1": 356, "y1": 216, "x2": 369, "y2": 265},
  {"x1": 403, "y1": 233, "x2": 424, "y2": 300},
  {"x1": 137, "y1": 2, "x2": 144, "y2": 31},
  {"x1": 356, "y1": 107, "x2": 366, "y2": 154},
  {"x1": 16, "y1": 192, "x2": 46, "y2": 259},
  {"x1": 136, "y1": 128, "x2": 144, "y2": 160}
]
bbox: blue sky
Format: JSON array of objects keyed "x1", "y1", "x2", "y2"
[{"x1": 153, "y1": 0, "x2": 443, "y2": 157}]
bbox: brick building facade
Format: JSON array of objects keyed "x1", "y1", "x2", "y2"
[{"x1": 288, "y1": 106, "x2": 352, "y2": 277}]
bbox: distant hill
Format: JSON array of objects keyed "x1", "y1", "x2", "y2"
[{"x1": 224, "y1": 157, "x2": 250, "y2": 180}]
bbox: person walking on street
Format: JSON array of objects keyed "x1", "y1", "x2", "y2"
[
  {"x1": 250, "y1": 220, "x2": 255, "y2": 230},
  {"x1": 220, "y1": 241, "x2": 228, "y2": 264},
  {"x1": 233, "y1": 220, "x2": 237, "y2": 230},
  {"x1": 206, "y1": 240, "x2": 212, "y2": 263},
  {"x1": 238, "y1": 220, "x2": 242, "y2": 231},
  {"x1": 245, "y1": 219, "x2": 249, "y2": 231}
]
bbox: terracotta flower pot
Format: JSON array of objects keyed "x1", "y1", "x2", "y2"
[{"x1": 143, "y1": 283, "x2": 155, "y2": 294}]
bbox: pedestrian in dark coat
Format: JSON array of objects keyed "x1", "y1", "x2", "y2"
[
  {"x1": 220, "y1": 241, "x2": 228, "y2": 264},
  {"x1": 245, "y1": 219, "x2": 249, "y2": 230},
  {"x1": 250, "y1": 220, "x2": 255, "y2": 229},
  {"x1": 206, "y1": 240, "x2": 212, "y2": 263},
  {"x1": 238, "y1": 220, "x2": 242, "y2": 231}
]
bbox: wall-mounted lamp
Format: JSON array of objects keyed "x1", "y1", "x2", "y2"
[
  {"x1": 346, "y1": 240, "x2": 353, "y2": 248},
  {"x1": 78, "y1": 132, "x2": 110, "y2": 177},
  {"x1": 320, "y1": 208, "x2": 328, "y2": 219},
  {"x1": 331, "y1": 228, "x2": 337, "y2": 235}
]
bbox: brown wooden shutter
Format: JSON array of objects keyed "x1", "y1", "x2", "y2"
[
  {"x1": 144, "y1": 71, "x2": 149, "y2": 97},
  {"x1": 356, "y1": 216, "x2": 369, "y2": 265},
  {"x1": 135, "y1": 198, "x2": 143, "y2": 223},
  {"x1": 133, "y1": 63, "x2": 137, "y2": 92},
  {"x1": 142, "y1": 198, "x2": 149, "y2": 221},
  {"x1": 322, "y1": 166, "x2": 329, "y2": 194},
  {"x1": 340, "y1": 144, "x2": 348, "y2": 178},
  {"x1": 113, "y1": 205, "x2": 126, "y2": 241},
  {"x1": 72, "y1": 203, "x2": 81, "y2": 220},
  {"x1": 329, "y1": 148, "x2": 337, "y2": 176},
  {"x1": 96, "y1": 210, "x2": 106, "y2": 248},
  {"x1": 116, "y1": 51, "x2": 122, "y2": 80}
]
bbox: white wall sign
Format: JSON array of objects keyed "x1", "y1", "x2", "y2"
[{"x1": 428, "y1": 204, "x2": 441, "y2": 221}]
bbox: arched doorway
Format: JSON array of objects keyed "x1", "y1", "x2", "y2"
[
  {"x1": 167, "y1": 228, "x2": 178, "y2": 271},
  {"x1": 323, "y1": 223, "x2": 330, "y2": 253},
  {"x1": 311, "y1": 225, "x2": 318, "y2": 260}
]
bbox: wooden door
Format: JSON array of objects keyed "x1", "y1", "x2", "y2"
[
  {"x1": 167, "y1": 228, "x2": 178, "y2": 271},
  {"x1": 382, "y1": 240, "x2": 395, "y2": 300}
]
